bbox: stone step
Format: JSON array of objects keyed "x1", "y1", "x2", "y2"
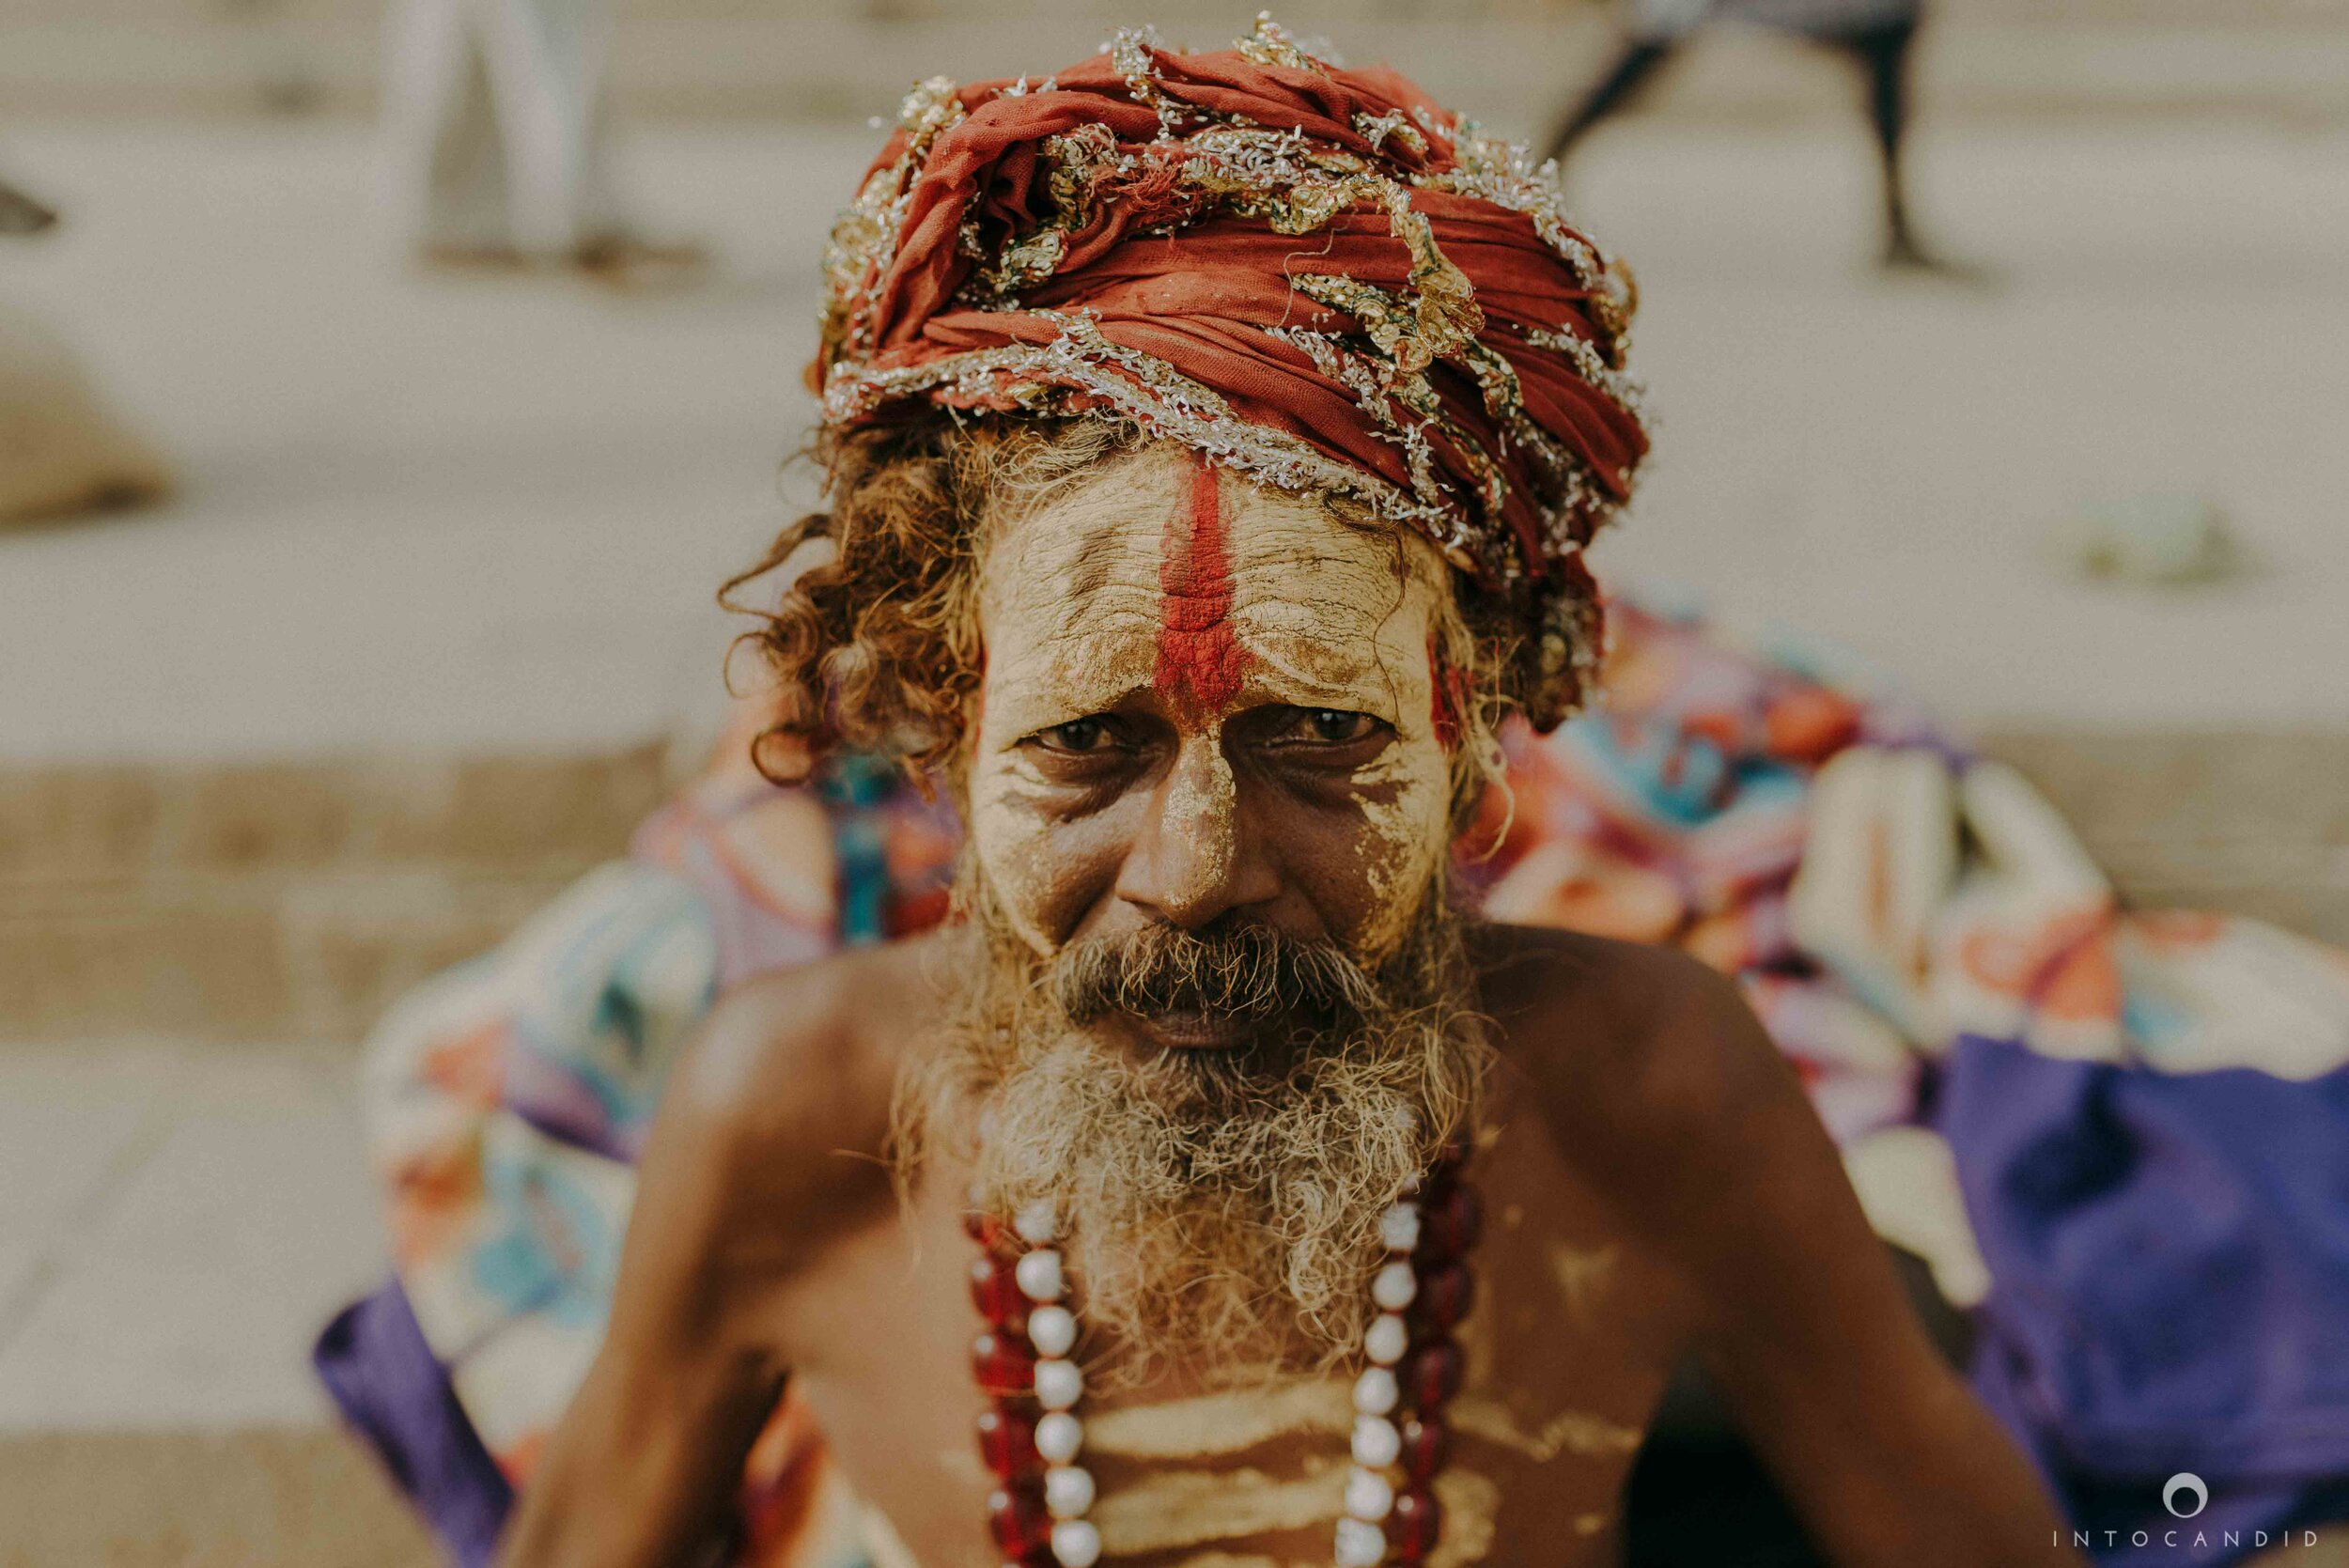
[
  {"x1": 0, "y1": 1037, "x2": 434, "y2": 1561},
  {"x1": 1974, "y1": 730, "x2": 2349, "y2": 945},
  {"x1": 0, "y1": 748, "x2": 671, "y2": 1043},
  {"x1": 4, "y1": 732, "x2": 2344, "y2": 1044},
  {"x1": 0, "y1": 1427, "x2": 436, "y2": 1568}
]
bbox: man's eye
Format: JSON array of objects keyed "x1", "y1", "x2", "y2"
[
  {"x1": 1032, "y1": 718, "x2": 1119, "y2": 754},
  {"x1": 1289, "y1": 709, "x2": 1380, "y2": 744}
]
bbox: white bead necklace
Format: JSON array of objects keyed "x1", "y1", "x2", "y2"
[{"x1": 968, "y1": 1157, "x2": 1479, "y2": 1568}]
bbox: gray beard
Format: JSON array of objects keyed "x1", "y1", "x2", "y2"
[{"x1": 894, "y1": 873, "x2": 1489, "y2": 1378}]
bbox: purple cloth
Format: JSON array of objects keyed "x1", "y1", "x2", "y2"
[
  {"x1": 1943, "y1": 1034, "x2": 2349, "y2": 1563},
  {"x1": 315, "y1": 1281, "x2": 514, "y2": 1567}
]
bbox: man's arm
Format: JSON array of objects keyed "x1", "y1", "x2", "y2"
[
  {"x1": 498, "y1": 961, "x2": 899, "y2": 1567},
  {"x1": 1525, "y1": 942, "x2": 2078, "y2": 1567}
]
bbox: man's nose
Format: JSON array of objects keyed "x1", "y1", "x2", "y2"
[{"x1": 1114, "y1": 734, "x2": 1281, "y2": 929}]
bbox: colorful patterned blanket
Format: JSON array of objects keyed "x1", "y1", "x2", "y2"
[{"x1": 317, "y1": 600, "x2": 2349, "y2": 1566}]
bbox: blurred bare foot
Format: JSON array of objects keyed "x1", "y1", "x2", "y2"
[
  {"x1": 415, "y1": 242, "x2": 535, "y2": 273},
  {"x1": 414, "y1": 235, "x2": 709, "y2": 289},
  {"x1": 0, "y1": 179, "x2": 58, "y2": 236},
  {"x1": 1878, "y1": 230, "x2": 1998, "y2": 287},
  {"x1": 573, "y1": 234, "x2": 710, "y2": 292}
]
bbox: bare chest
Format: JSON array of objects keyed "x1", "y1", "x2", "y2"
[{"x1": 770, "y1": 1100, "x2": 1690, "y2": 1568}]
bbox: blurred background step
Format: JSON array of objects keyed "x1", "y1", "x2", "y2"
[
  {"x1": 2, "y1": 731, "x2": 2343, "y2": 1044},
  {"x1": 1976, "y1": 731, "x2": 2349, "y2": 947},
  {"x1": 0, "y1": 1428, "x2": 435, "y2": 1568},
  {"x1": 0, "y1": 748, "x2": 670, "y2": 1042},
  {"x1": 0, "y1": 1038, "x2": 427, "y2": 1564}
]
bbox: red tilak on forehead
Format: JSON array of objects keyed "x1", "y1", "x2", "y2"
[{"x1": 1152, "y1": 455, "x2": 1250, "y2": 717}]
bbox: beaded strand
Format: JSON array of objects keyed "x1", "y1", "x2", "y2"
[
  {"x1": 1336, "y1": 1150, "x2": 1480, "y2": 1566},
  {"x1": 969, "y1": 1198, "x2": 1098, "y2": 1567},
  {"x1": 967, "y1": 1148, "x2": 1480, "y2": 1568}
]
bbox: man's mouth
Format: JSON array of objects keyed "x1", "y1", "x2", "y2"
[{"x1": 1124, "y1": 1006, "x2": 1258, "y2": 1051}]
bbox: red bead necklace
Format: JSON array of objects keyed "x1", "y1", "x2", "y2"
[{"x1": 966, "y1": 1148, "x2": 1482, "y2": 1567}]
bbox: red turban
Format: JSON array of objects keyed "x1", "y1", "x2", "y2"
[{"x1": 812, "y1": 18, "x2": 1649, "y2": 717}]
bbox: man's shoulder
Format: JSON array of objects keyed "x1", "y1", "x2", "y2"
[
  {"x1": 1472, "y1": 924, "x2": 1808, "y2": 1208},
  {"x1": 651, "y1": 933, "x2": 957, "y2": 1219},
  {"x1": 1472, "y1": 922, "x2": 1766, "y2": 1079}
]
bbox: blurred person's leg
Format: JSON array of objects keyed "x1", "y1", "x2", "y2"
[
  {"x1": 1541, "y1": 0, "x2": 1709, "y2": 167},
  {"x1": 1540, "y1": 40, "x2": 1679, "y2": 168},
  {"x1": 470, "y1": 0, "x2": 619, "y2": 258},
  {"x1": 381, "y1": 0, "x2": 518, "y2": 261},
  {"x1": 383, "y1": 0, "x2": 699, "y2": 278},
  {"x1": 1833, "y1": 14, "x2": 1942, "y2": 270}
]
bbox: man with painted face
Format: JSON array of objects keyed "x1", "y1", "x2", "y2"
[{"x1": 500, "y1": 22, "x2": 2072, "y2": 1568}]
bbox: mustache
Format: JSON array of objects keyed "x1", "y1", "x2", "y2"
[{"x1": 1050, "y1": 922, "x2": 1385, "y2": 1029}]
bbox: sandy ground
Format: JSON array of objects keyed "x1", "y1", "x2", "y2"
[
  {"x1": 0, "y1": 1039, "x2": 381, "y2": 1432},
  {"x1": 3, "y1": 116, "x2": 2347, "y2": 768}
]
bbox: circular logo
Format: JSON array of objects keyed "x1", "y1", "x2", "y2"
[{"x1": 2164, "y1": 1473, "x2": 2209, "y2": 1519}]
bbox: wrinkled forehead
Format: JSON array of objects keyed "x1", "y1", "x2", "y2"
[{"x1": 977, "y1": 445, "x2": 1448, "y2": 725}]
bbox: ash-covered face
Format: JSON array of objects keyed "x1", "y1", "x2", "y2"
[{"x1": 968, "y1": 444, "x2": 1457, "y2": 1048}]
